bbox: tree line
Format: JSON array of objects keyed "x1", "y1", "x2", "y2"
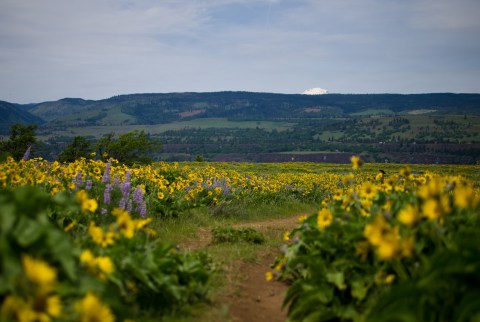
[{"x1": 0, "y1": 124, "x2": 161, "y2": 165}]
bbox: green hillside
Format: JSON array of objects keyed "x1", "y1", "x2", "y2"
[
  {"x1": 23, "y1": 92, "x2": 480, "y2": 127},
  {"x1": 2, "y1": 92, "x2": 480, "y2": 163},
  {"x1": 0, "y1": 101, "x2": 44, "y2": 134}
]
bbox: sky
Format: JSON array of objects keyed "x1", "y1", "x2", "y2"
[{"x1": 1, "y1": 0, "x2": 480, "y2": 104}]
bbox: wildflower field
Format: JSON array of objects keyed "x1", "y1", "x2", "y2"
[{"x1": 1, "y1": 157, "x2": 479, "y2": 321}]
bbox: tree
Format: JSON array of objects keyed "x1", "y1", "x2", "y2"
[
  {"x1": 0, "y1": 124, "x2": 38, "y2": 160},
  {"x1": 96, "y1": 130, "x2": 161, "y2": 165},
  {"x1": 57, "y1": 136, "x2": 93, "y2": 162}
]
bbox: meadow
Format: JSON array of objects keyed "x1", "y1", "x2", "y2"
[
  {"x1": 0, "y1": 157, "x2": 479, "y2": 321},
  {"x1": 37, "y1": 118, "x2": 294, "y2": 141}
]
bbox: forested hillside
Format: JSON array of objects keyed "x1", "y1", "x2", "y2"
[
  {"x1": 5, "y1": 92, "x2": 480, "y2": 127},
  {"x1": 0, "y1": 101, "x2": 44, "y2": 134},
  {"x1": 1, "y1": 92, "x2": 479, "y2": 163}
]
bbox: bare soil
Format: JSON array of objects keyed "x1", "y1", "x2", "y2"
[{"x1": 180, "y1": 215, "x2": 303, "y2": 322}]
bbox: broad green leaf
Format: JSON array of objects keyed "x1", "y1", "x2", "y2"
[
  {"x1": 45, "y1": 229, "x2": 77, "y2": 280},
  {"x1": 12, "y1": 216, "x2": 44, "y2": 246},
  {"x1": 351, "y1": 279, "x2": 368, "y2": 300},
  {"x1": 326, "y1": 271, "x2": 346, "y2": 290},
  {"x1": 0, "y1": 203, "x2": 16, "y2": 233}
]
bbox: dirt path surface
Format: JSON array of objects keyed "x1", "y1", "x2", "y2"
[
  {"x1": 180, "y1": 215, "x2": 303, "y2": 322},
  {"x1": 225, "y1": 250, "x2": 288, "y2": 322}
]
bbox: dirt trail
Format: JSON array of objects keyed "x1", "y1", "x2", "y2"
[{"x1": 180, "y1": 215, "x2": 303, "y2": 322}]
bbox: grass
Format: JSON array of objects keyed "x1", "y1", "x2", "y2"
[
  {"x1": 149, "y1": 197, "x2": 317, "y2": 322},
  {"x1": 351, "y1": 109, "x2": 395, "y2": 116},
  {"x1": 38, "y1": 118, "x2": 295, "y2": 140}
]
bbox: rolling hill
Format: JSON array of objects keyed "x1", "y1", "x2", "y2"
[
  {"x1": 1, "y1": 92, "x2": 479, "y2": 164},
  {"x1": 5, "y1": 92, "x2": 480, "y2": 128},
  {"x1": 0, "y1": 100, "x2": 44, "y2": 134}
]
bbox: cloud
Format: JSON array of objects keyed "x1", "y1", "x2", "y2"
[
  {"x1": 0, "y1": 0, "x2": 479, "y2": 103},
  {"x1": 410, "y1": 0, "x2": 480, "y2": 30}
]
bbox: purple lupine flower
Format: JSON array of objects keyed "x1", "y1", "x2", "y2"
[
  {"x1": 126, "y1": 199, "x2": 133, "y2": 214},
  {"x1": 113, "y1": 175, "x2": 120, "y2": 188},
  {"x1": 74, "y1": 171, "x2": 83, "y2": 190},
  {"x1": 104, "y1": 184, "x2": 112, "y2": 204},
  {"x1": 125, "y1": 170, "x2": 131, "y2": 183},
  {"x1": 138, "y1": 201, "x2": 147, "y2": 218},
  {"x1": 133, "y1": 186, "x2": 144, "y2": 205},
  {"x1": 122, "y1": 181, "x2": 131, "y2": 200},
  {"x1": 102, "y1": 162, "x2": 111, "y2": 183},
  {"x1": 85, "y1": 179, "x2": 93, "y2": 190},
  {"x1": 22, "y1": 145, "x2": 32, "y2": 161},
  {"x1": 119, "y1": 197, "x2": 126, "y2": 210}
]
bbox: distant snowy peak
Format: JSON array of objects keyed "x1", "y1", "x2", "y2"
[{"x1": 302, "y1": 87, "x2": 329, "y2": 95}]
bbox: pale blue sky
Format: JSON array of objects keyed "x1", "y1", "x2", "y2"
[{"x1": 1, "y1": 0, "x2": 480, "y2": 103}]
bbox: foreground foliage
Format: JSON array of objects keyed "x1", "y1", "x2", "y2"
[
  {"x1": 274, "y1": 161, "x2": 480, "y2": 321},
  {"x1": 1, "y1": 157, "x2": 479, "y2": 321}
]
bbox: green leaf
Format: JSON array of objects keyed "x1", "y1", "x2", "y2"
[
  {"x1": 351, "y1": 279, "x2": 368, "y2": 300},
  {"x1": 12, "y1": 216, "x2": 44, "y2": 246},
  {"x1": 0, "y1": 203, "x2": 16, "y2": 233},
  {"x1": 45, "y1": 229, "x2": 77, "y2": 280},
  {"x1": 326, "y1": 271, "x2": 346, "y2": 290},
  {"x1": 0, "y1": 246, "x2": 21, "y2": 294}
]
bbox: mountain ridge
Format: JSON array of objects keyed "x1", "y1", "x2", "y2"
[
  {"x1": 0, "y1": 100, "x2": 45, "y2": 134},
  {"x1": 2, "y1": 91, "x2": 480, "y2": 131}
]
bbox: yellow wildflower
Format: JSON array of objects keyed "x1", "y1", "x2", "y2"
[
  {"x1": 76, "y1": 190, "x2": 98, "y2": 213},
  {"x1": 332, "y1": 189, "x2": 343, "y2": 201},
  {"x1": 398, "y1": 204, "x2": 418, "y2": 226},
  {"x1": 32, "y1": 294, "x2": 62, "y2": 319},
  {"x1": 364, "y1": 216, "x2": 390, "y2": 246},
  {"x1": 95, "y1": 256, "x2": 115, "y2": 280},
  {"x1": 359, "y1": 182, "x2": 377, "y2": 200},
  {"x1": 422, "y1": 196, "x2": 451, "y2": 220},
  {"x1": 375, "y1": 170, "x2": 385, "y2": 182},
  {"x1": 265, "y1": 271, "x2": 273, "y2": 282},
  {"x1": 64, "y1": 220, "x2": 76, "y2": 232},
  {"x1": 317, "y1": 208, "x2": 333, "y2": 229},
  {"x1": 144, "y1": 227, "x2": 158, "y2": 236},
  {"x1": 377, "y1": 228, "x2": 400, "y2": 261},
  {"x1": 399, "y1": 167, "x2": 411, "y2": 177},
  {"x1": 115, "y1": 211, "x2": 136, "y2": 239},
  {"x1": 454, "y1": 184, "x2": 478, "y2": 209},
  {"x1": 384, "y1": 274, "x2": 396, "y2": 284},
  {"x1": 89, "y1": 222, "x2": 116, "y2": 247},
  {"x1": 76, "y1": 293, "x2": 115, "y2": 322},
  {"x1": 80, "y1": 250, "x2": 114, "y2": 280},
  {"x1": 1, "y1": 293, "x2": 62, "y2": 322},
  {"x1": 283, "y1": 231, "x2": 290, "y2": 241},
  {"x1": 22, "y1": 255, "x2": 57, "y2": 290},
  {"x1": 1, "y1": 295, "x2": 25, "y2": 321},
  {"x1": 418, "y1": 178, "x2": 444, "y2": 200},
  {"x1": 351, "y1": 155, "x2": 363, "y2": 169},
  {"x1": 80, "y1": 249, "x2": 96, "y2": 267},
  {"x1": 157, "y1": 191, "x2": 165, "y2": 200},
  {"x1": 342, "y1": 172, "x2": 355, "y2": 185},
  {"x1": 135, "y1": 218, "x2": 153, "y2": 230}
]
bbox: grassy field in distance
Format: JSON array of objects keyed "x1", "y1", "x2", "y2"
[{"x1": 38, "y1": 118, "x2": 295, "y2": 139}]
